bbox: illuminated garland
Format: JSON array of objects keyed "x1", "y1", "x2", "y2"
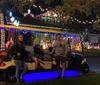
[
  {"x1": 33, "y1": 4, "x2": 50, "y2": 12},
  {"x1": 0, "y1": 13, "x2": 5, "y2": 51},
  {"x1": 9, "y1": 6, "x2": 100, "y2": 27},
  {"x1": 0, "y1": 27, "x2": 80, "y2": 38},
  {"x1": 9, "y1": 11, "x2": 19, "y2": 26},
  {"x1": 69, "y1": 17, "x2": 100, "y2": 24},
  {"x1": 24, "y1": 9, "x2": 34, "y2": 17}
]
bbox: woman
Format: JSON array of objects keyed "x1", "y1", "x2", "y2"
[
  {"x1": 11, "y1": 35, "x2": 28, "y2": 84},
  {"x1": 50, "y1": 34, "x2": 69, "y2": 78}
]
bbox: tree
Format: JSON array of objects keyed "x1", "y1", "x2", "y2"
[
  {"x1": 7, "y1": 0, "x2": 100, "y2": 17},
  {"x1": 93, "y1": 22, "x2": 100, "y2": 29},
  {"x1": 7, "y1": 0, "x2": 100, "y2": 32},
  {"x1": 44, "y1": 0, "x2": 100, "y2": 17},
  {"x1": 7, "y1": 0, "x2": 36, "y2": 12}
]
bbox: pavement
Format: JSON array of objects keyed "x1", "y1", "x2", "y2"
[{"x1": 86, "y1": 56, "x2": 100, "y2": 73}]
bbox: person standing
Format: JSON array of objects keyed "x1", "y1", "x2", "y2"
[
  {"x1": 10, "y1": 35, "x2": 28, "y2": 84},
  {"x1": 50, "y1": 34, "x2": 69, "y2": 78}
]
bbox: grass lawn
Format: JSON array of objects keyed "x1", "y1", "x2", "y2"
[
  {"x1": 6, "y1": 73, "x2": 100, "y2": 85},
  {"x1": 84, "y1": 49, "x2": 100, "y2": 57}
]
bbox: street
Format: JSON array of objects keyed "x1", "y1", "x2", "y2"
[{"x1": 87, "y1": 56, "x2": 100, "y2": 73}]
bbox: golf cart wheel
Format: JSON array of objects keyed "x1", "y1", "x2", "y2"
[
  {"x1": 3, "y1": 66, "x2": 16, "y2": 82},
  {"x1": 81, "y1": 63, "x2": 89, "y2": 73}
]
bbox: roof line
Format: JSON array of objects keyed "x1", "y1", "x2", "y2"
[
  {"x1": 0, "y1": 24, "x2": 80, "y2": 36},
  {"x1": 7, "y1": 22, "x2": 62, "y2": 30}
]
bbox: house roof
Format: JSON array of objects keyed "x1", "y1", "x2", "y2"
[{"x1": 7, "y1": 14, "x2": 66, "y2": 28}]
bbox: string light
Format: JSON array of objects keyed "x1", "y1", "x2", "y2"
[
  {"x1": 23, "y1": 30, "x2": 29, "y2": 34},
  {"x1": 0, "y1": 13, "x2": 5, "y2": 51},
  {"x1": 9, "y1": 12, "x2": 12, "y2": 17},
  {"x1": 9, "y1": 7, "x2": 100, "y2": 25},
  {"x1": 24, "y1": 9, "x2": 34, "y2": 17},
  {"x1": 9, "y1": 11, "x2": 19, "y2": 26},
  {"x1": 69, "y1": 17, "x2": 100, "y2": 24},
  {"x1": 10, "y1": 17, "x2": 15, "y2": 22},
  {"x1": 32, "y1": 4, "x2": 50, "y2": 12}
]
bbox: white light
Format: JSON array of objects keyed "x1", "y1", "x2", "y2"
[
  {"x1": 72, "y1": 20, "x2": 74, "y2": 21},
  {"x1": 45, "y1": 34, "x2": 48, "y2": 36},
  {"x1": 89, "y1": 22, "x2": 92, "y2": 24},
  {"x1": 53, "y1": 14, "x2": 57, "y2": 17},
  {"x1": 28, "y1": 9, "x2": 31, "y2": 14},
  {"x1": 48, "y1": 13, "x2": 51, "y2": 16},
  {"x1": 46, "y1": 8, "x2": 48, "y2": 11},
  {"x1": 33, "y1": 4, "x2": 36, "y2": 7},
  {"x1": 78, "y1": 21, "x2": 81, "y2": 23},
  {"x1": 98, "y1": 19, "x2": 100, "y2": 21},
  {"x1": 63, "y1": 16, "x2": 66, "y2": 18},
  {"x1": 86, "y1": 20, "x2": 88, "y2": 22},
  {"x1": 39, "y1": 6, "x2": 41, "y2": 8},
  {"x1": 16, "y1": 21, "x2": 19, "y2": 26},
  {"x1": 13, "y1": 20, "x2": 17, "y2": 25},
  {"x1": 10, "y1": 12, "x2": 12, "y2": 17},
  {"x1": 94, "y1": 21, "x2": 97, "y2": 23},
  {"x1": 83, "y1": 22, "x2": 86, "y2": 24},
  {"x1": 92, "y1": 20, "x2": 94, "y2": 22},
  {"x1": 10, "y1": 17, "x2": 15, "y2": 22},
  {"x1": 76, "y1": 20, "x2": 79, "y2": 21}
]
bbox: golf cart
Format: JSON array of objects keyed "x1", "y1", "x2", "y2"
[{"x1": 0, "y1": 37, "x2": 89, "y2": 82}]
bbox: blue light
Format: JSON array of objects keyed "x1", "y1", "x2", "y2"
[
  {"x1": 32, "y1": 31, "x2": 34, "y2": 33},
  {"x1": 9, "y1": 28, "x2": 15, "y2": 32},
  {"x1": 20, "y1": 29, "x2": 24, "y2": 33},
  {"x1": 0, "y1": 27, "x2": 4, "y2": 30},
  {"x1": 23, "y1": 70, "x2": 83, "y2": 84},
  {"x1": 9, "y1": 12, "x2": 12, "y2": 17}
]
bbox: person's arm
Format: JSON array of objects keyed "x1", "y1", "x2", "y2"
[
  {"x1": 9, "y1": 44, "x2": 20, "y2": 56},
  {"x1": 50, "y1": 47, "x2": 55, "y2": 54},
  {"x1": 8, "y1": 44, "x2": 16, "y2": 56},
  {"x1": 49, "y1": 42, "x2": 55, "y2": 54},
  {"x1": 64, "y1": 41, "x2": 69, "y2": 57}
]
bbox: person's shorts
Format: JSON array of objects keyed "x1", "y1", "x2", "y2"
[{"x1": 53, "y1": 56, "x2": 68, "y2": 63}]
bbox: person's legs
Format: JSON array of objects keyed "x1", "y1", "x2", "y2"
[
  {"x1": 61, "y1": 57, "x2": 68, "y2": 78},
  {"x1": 20, "y1": 61, "x2": 28, "y2": 80},
  {"x1": 55, "y1": 59, "x2": 61, "y2": 78},
  {"x1": 62, "y1": 62, "x2": 66, "y2": 77},
  {"x1": 14, "y1": 60, "x2": 21, "y2": 83}
]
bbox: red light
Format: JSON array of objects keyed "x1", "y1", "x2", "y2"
[{"x1": 0, "y1": 62, "x2": 6, "y2": 67}]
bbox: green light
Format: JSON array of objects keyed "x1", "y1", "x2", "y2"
[
  {"x1": 43, "y1": 17, "x2": 48, "y2": 21},
  {"x1": 57, "y1": 20, "x2": 60, "y2": 22}
]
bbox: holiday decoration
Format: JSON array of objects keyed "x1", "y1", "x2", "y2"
[
  {"x1": 0, "y1": 12, "x2": 5, "y2": 51},
  {"x1": 69, "y1": 17, "x2": 100, "y2": 24},
  {"x1": 9, "y1": 12, "x2": 19, "y2": 26},
  {"x1": 24, "y1": 9, "x2": 34, "y2": 17}
]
